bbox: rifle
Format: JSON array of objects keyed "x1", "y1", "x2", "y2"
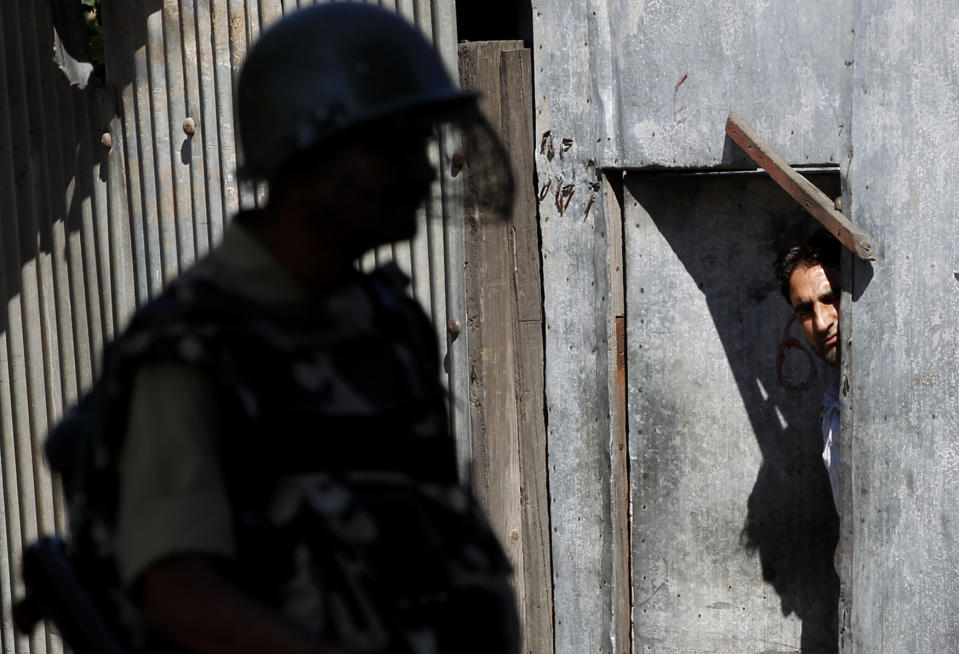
[{"x1": 13, "y1": 536, "x2": 127, "y2": 654}]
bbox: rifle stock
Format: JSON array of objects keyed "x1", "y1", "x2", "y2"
[{"x1": 15, "y1": 537, "x2": 127, "y2": 654}]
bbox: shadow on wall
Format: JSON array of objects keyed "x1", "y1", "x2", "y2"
[
  {"x1": 626, "y1": 171, "x2": 841, "y2": 653},
  {"x1": 0, "y1": 0, "x2": 118, "y2": 361}
]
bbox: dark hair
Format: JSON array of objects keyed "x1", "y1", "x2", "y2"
[{"x1": 773, "y1": 230, "x2": 841, "y2": 303}]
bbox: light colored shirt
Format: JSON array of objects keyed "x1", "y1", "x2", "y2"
[
  {"x1": 821, "y1": 376, "x2": 840, "y2": 510},
  {"x1": 116, "y1": 220, "x2": 311, "y2": 586}
]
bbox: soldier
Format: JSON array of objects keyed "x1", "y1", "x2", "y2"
[{"x1": 46, "y1": 4, "x2": 518, "y2": 653}]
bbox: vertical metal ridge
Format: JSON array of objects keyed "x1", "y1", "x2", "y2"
[
  {"x1": 113, "y1": 11, "x2": 152, "y2": 308},
  {"x1": 133, "y1": 5, "x2": 164, "y2": 299},
  {"x1": 433, "y1": 0, "x2": 471, "y2": 474},
  {"x1": 397, "y1": 0, "x2": 414, "y2": 24},
  {"x1": 239, "y1": 6, "x2": 260, "y2": 215},
  {"x1": 179, "y1": 1, "x2": 210, "y2": 258},
  {"x1": 17, "y1": 10, "x2": 67, "y2": 633},
  {"x1": 228, "y1": 0, "x2": 253, "y2": 212},
  {"x1": 193, "y1": 1, "x2": 226, "y2": 248},
  {"x1": 245, "y1": 0, "x2": 263, "y2": 46},
  {"x1": 57, "y1": 79, "x2": 96, "y2": 400},
  {"x1": 409, "y1": 209, "x2": 434, "y2": 322},
  {"x1": 259, "y1": 0, "x2": 284, "y2": 27},
  {"x1": 0, "y1": 437, "x2": 16, "y2": 654},
  {"x1": 425, "y1": 152, "x2": 447, "y2": 336},
  {"x1": 415, "y1": 0, "x2": 444, "y2": 334},
  {"x1": 409, "y1": 0, "x2": 423, "y2": 33},
  {"x1": 88, "y1": 102, "x2": 117, "y2": 347},
  {"x1": 213, "y1": 1, "x2": 240, "y2": 219},
  {"x1": 74, "y1": 98, "x2": 109, "y2": 372},
  {"x1": 5, "y1": 10, "x2": 59, "y2": 652},
  {"x1": 0, "y1": 13, "x2": 31, "y2": 652},
  {"x1": 72, "y1": 96, "x2": 106, "y2": 384},
  {"x1": 243, "y1": 0, "x2": 267, "y2": 216},
  {"x1": 0, "y1": 325, "x2": 31, "y2": 654},
  {"x1": 22, "y1": 0, "x2": 65, "y2": 439},
  {"x1": 161, "y1": 1, "x2": 197, "y2": 273},
  {"x1": 42, "y1": 75, "x2": 80, "y2": 414},
  {"x1": 104, "y1": 107, "x2": 137, "y2": 337},
  {"x1": 146, "y1": 7, "x2": 180, "y2": 283},
  {"x1": 67, "y1": 82, "x2": 114, "y2": 359},
  {"x1": 414, "y1": 0, "x2": 446, "y2": 363}
]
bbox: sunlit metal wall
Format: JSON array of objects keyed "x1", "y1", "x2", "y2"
[{"x1": 0, "y1": 1, "x2": 465, "y2": 651}]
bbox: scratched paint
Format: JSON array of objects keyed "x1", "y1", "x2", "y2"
[{"x1": 672, "y1": 73, "x2": 688, "y2": 125}]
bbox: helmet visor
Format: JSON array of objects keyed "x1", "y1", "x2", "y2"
[{"x1": 443, "y1": 109, "x2": 515, "y2": 225}]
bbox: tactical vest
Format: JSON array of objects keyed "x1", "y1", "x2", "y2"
[{"x1": 51, "y1": 266, "x2": 519, "y2": 654}]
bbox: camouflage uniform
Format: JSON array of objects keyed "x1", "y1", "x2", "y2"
[{"x1": 70, "y1": 213, "x2": 519, "y2": 653}]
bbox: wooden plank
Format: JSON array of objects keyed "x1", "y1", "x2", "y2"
[
  {"x1": 516, "y1": 321, "x2": 553, "y2": 654},
  {"x1": 459, "y1": 41, "x2": 554, "y2": 654},
  {"x1": 458, "y1": 40, "x2": 521, "y2": 508},
  {"x1": 457, "y1": 38, "x2": 523, "y2": 503},
  {"x1": 725, "y1": 111, "x2": 877, "y2": 261},
  {"x1": 503, "y1": 51, "x2": 543, "y2": 326},
  {"x1": 458, "y1": 34, "x2": 525, "y2": 620},
  {"x1": 501, "y1": 48, "x2": 554, "y2": 654}
]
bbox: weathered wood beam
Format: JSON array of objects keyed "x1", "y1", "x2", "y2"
[
  {"x1": 725, "y1": 111, "x2": 877, "y2": 261},
  {"x1": 460, "y1": 41, "x2": 554, "y2": 654}
]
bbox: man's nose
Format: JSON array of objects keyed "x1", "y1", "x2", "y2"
[{"x1": 813, "y1": 303, "x2": 833, "y2": 332}]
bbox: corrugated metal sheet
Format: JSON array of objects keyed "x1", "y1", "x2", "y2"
[
  {"x1": 100, "y1": 0, "x2": 469, "y2": 456},
  {"x1": 0, "y1": 1, "x2": 465, "y2": 650},
  {"x1": 0, "y1": 0, "x2": 127, "y2": 650}
]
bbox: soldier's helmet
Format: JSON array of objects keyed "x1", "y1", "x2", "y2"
[{"x1": 236, "y1": 3, "x2": 513, "y2": 220}]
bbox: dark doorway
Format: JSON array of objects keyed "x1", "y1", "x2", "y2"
[{"x1": 456, "y1": 0, "x2": 533, "y2": 45}]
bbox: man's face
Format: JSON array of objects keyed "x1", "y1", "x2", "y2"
[
  {"x1": 788, "y1": 262, "x2": 841, "y2": 367},
  {"x1": 302, "y1": 126, "x2": 437, "y2": 252}
]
